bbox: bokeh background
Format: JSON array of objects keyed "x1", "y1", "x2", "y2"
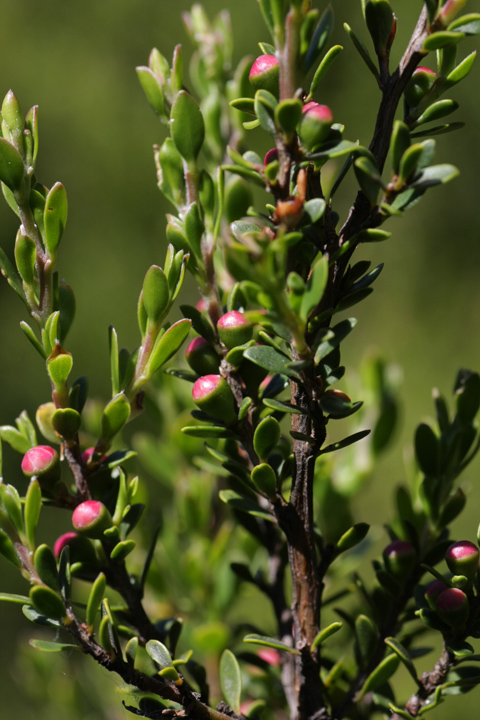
[{"x1": 0, "y1": 0, "x2": 480, "y2": 717}]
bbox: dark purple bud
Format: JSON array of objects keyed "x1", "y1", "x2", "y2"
[
  {"x1": 186, "y1": 336, "x2": 220, "y2": 375},
  {"x1": 192, "y1": 375, "x2": 237, "y2": 425},
  {"x1": 264, "y1": 148, "x2": 278, "y2": 166},
  {"x1": 436, "y1": 587, "x2": 469, "y2": 627},
  {"x1": 383, "y1": 540, "x2": 416, "y2": 579},
  {"x1": 425, "y1": 579, "x2": 448, "y2": 610},
  {"x1": 446, "y1": 540, "x2": 479, "y2": 584}
]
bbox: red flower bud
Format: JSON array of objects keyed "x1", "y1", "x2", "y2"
[
  {"x1": 53, "y1": 531, "x2": 97, "y2": 565},
  {"x1": 21, "y1": 445, "x2": 59, "y2": 478},
  {"x1": 72, "y1": 500, "x2": 112, "y2": 539},
  {"x1": 383, "y1": 540, "x2": 416, "y2": 579},
  {"x1": 186, "y1": 337, "x2": 220, "y2": 375},
  {"x1": 192, "y1": 374, "x2": 237, "y2": 425},
  {"x1": 217, "y1": 311, "x2": 253, "y2": 349},
  {"x1": 445, "y1": 540, "x2": 479, "y2": 584},
  {"x1": 249, "y1": 55, "x2": 279, "y2": 97},
  {"x1": 436, "y1": 587, "x2": 469, "y2": 627},
  {"x1": 298, "y1": 102, "x2": 334, "y2": 151},
  {"x1": 425, "y1": 579, "x2": 448, "y2": 610}
]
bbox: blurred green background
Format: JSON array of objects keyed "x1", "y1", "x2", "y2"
[{"x1": 1, "y1": 0, "x2": 480, "y2": 717}]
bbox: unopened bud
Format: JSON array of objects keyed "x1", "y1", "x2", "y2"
[
  {"x1": 365, "y1": 0, "x2": 396, "y2": 57},
  {"x1": 404, "y1": 66, "x2": 436, "y2": 109},
  {"x1": 249, "y1": 55, "x2": 279, "y2": 97},
  {"x1": 257, "y1": 648, "x2": 281, "y2": 666},
  {"x1": 383, "y1": 540, "x2": 416, "y2": 579},
  {"x1": 425, "y1": 579, "x2": 448, "y2": 610},
  {"x1": 436, "y1": 587, "x2": 469, "y2": 627},
  {"x1": 437, "y1": 0, "x2": 467, "y2": 26},
  {"x1": 298, "y1": 102, "x2": 334, "y2": 151},
  {"x1": 72, "y1": 500, "x2": 113, "y2": 539},
  {"x1": 217, "y1": 311, "x2": 253, "y2": 349},
  {"x1": 264, "y1": 148, "x2": 278, "y2": 166},
  {"x1": 192, "y1": 375, "x2": 237, "y2": 425},
  {"x1": 445, "y1": 541, "x2": 479, "y2": 584},
  {"x1": 186, "y1": 337, "x2": 220, "y2": 375},
  {"x1": 21, "y1": 446, "x2": 59, "y2": 480},
  {"x1": 53, "y1": 531, "x2": 97, "y2": 565}
]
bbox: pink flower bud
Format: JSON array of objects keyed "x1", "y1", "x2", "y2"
[
  {"x1": 196, "y1": 298, "x2": 207, "y2": 312},
  {"x1": 445, "y1": 540, "x2": 479, "y2": 584},
  {"x1": 298, "y1": 102, "x2": 334, "y2": 151},
  {"x1": 249, "y1": 55, "x2": 279, "y2": 97},
  {"x1": 404, "y1": 67, "x2": 437, "y2": 108},
  {"x1": 438, "y1": 0, "x2": 467, "y2": 26},
  {"x1": 21, "y1": 445, "x2": 59, "y2": 478},
  {"x1": 192, "y1": 375, "x2": 237, "y2": 425},
  {"x1": 383, "y1": 540, "x2": 416, "y2": 579},
  {"x1": 72, "y1": 500, "x2": 112, "y2": 539},
  {"x1": 53, "y1": 531, "x2": 97, "y2": 565},
  {"x1": 436, "y1": 587, "x2": 469, "y2": 627},
  {"x1": 425, "y1": 579, "x2": 448, "y2": 610},
  {"x1": 258, "y1": 648, "x2": 281, "y2": 666},
  {"x1": 217, "y1": 311, "x2": 253, "y2": 349},
  {"x1": 186, "y1": 337, "x2": 220, "y2": 375}
]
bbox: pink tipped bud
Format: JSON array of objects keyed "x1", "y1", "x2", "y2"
[
  {"x1": 217, "y1": 311, "x2": 253, "y2": 349},
  {"x1": 54, "y1": 532, "x2": 78, "y2": 558},
  {"x1": 186, "y1": 336, "x2": 220, "y2": 375},
  {"x1": 258, "y1": 648, "x2": 281, "y2": 666},
  {"x1": 72, "y1": 500, "x2": 112, "y2": 539},
  {"x1": 425, "y1": 579, "x2": 448, "y2": 610},
  {"x1": 192, "y1": 374, "x2": 237, "y2": 425},
  {"x1": 436, "y1": 587, "x2": 469, "y2": 627},
  {"x1": 21, "y1": 445, "x2": 59, "y2": 478},
  {"x1": 264, "y1": 148, "x2": 278, "y2": 166},
  {"x1": 298, "y1": 103, "x2": 334, "y2": 151},
  {"x1": 53, "y1": 531, "x2": 97, "y2": 565},
  {"x1": 196, "y1": 298, "x2": 207, "y2": 312},
  {"x1": 438, "y1": 0, "x2": 467, "y2": 26},
  {"x1": 249, "y1": 55, "x2": 279, "y2": 96},
  {"x1": 446, "y1": 540, "x2": 479, "y2": 584},
  {"x1": 405, "y1": 67, "x2": 437, "y2": 108},
  {"x1": 383, "y1": 540, "x2": 416, "y2": 579}
]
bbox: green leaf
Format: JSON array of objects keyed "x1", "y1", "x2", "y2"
[
  {"x1": 0, "y1": 530, "x2": 21, "y2": 568},
  {"x1": 157, "y1": 139, "x2": 185, "y2": 207},
  {"x1": 359, "y1": 653, "x2": 400, "y2": 697},
  {"x1": 109, "y1": 325, "x2": 120, "y2": 395},
  {"x1": 275, "y1": 99, "x2": 302, "y2": 136},
  {"x1": 385, "y1": 637, "x2": 418, "y2": 682},
  {"x1": 24, "y1": 479, "x2": 41, "y2": 550},
  {"x1": 415, "y1": 423, "x2": 439, "y2": 476},
  {"x1": 142, "y1": 265, "x2": 170, "y2": 326},
  {"x1": 44, "y1": 182, "x2": 67, "y2": 261},
  {"x1": 86, "y1": 572, "x2": 106, "y2": 632},
  {"x1": 311, "y1": 622, "x2": 343, "y2": 650},
  {"x1": 308, "y1": 45, "x2": 343, "y2": 98},
  {"x1": 110, "y1": 539, "x2": 136, "y2": 561},
  {"x1": 445, "y1": 50, "x2": 477, "y2": 86},
  {"x1": 388, "y1": 704, "x2": 414, "y2": 720},
  {"x1": 416, "y1": 99, "x2": 459, "y2": 126},
  {"x1": 180, "y1": 304, "x2": 216, "y2": 344},
  {"x1": 170, "y1": 91, "x2": 205, "y2": 162},
  {"x1": 219, "y1": 490, "x2": 273, "y2": 521},
  {"x1": 0, "y1": 592, "x2": 31, "y2": 604},
  {"x1": 409, "y1": 164, "x2": 459, "y2": 189},
  {"x1": 145, "y1": 318, "x2": 191, "y2": 377},
  {"x1": 34, "y1": 544, "x2": 59, "y2": 591},
  {"x1": 244, "y1": 345, "x2": 299, "y2": 379},
  {"x1": 251, "y1": 463, "x2": 277, "y2": 497},
  {"x1": 336, "y1": 523, "x2": 369, "y2": 553},
  {"x1": 30, "y1": 639, "x2": 79, "y2": 653},
  {"x1": 300, "y1": 253, "x2": 328, "y2": 322},
  {"x1": 136, "y1": 66, "x2": 167, "y2": 119},
  {"x1": 305, "y1": 5, "x2": 335, "y2": 71},
  {"x1": 253, "y1": 416, "x2": 281, "y2": 461},
  {"x1": 355, "y1": 615, "x2": 377, "y2": 665},
  {"x1": 29, "y1": 585, "x2": 65, "y2": 621},
  {"x1": 448, "y1": 14, "x2": 480, "y2": 35},
  {"x1": 125, "y1": 636, "x2": 138, "y2": 669},
  {"x1": 455, "y1": 370, "x2": 480, "y2": 423},
  {"x1": 146, "y1": 639, "x2": 173, "y2": 668},
  {"x1": 343, "y1": 23, "x2": 379, "y2": 79},
  {"x1": 314, "y1": 318, "x2": 357, "y2": 363},
  {"x1": 320, "y1": 429, "x2": 371, "y2": 454},
  {"x1": 229, "y1": 97, "x2": 256, "y2": 115},
  {"x1": 262, "y1": 398, "x2": 303, "y2": 414},
  {"x1": 423, "y1": 31, "x2": 465, "y2": 51},
  {"x1": 0, "y1": 246, "x2": 26, "y2": 303},
  {"x1": 22, "y1": 604, "x2": 61, "y2": 628},
  {"x1": 0, "y1": 484, "x2": 23, "y2": 534},
  {"x1": 14, "y1": 234, "x2": 36, "y2": 287},
  {"x1": 254, "y1": 89, "x2": 277, "y2": 135},
  {"x1": 182, "y1": 425, "x2": 234, "y2": 438},
  {"x1": 220, "y1": 649, "x2": 242, "y2": 712},
  {"x1": 52, "y1": 408, "x2": 81, "y2": 440},
  {"x1": 243, "y1": 634, "x2": 300, "y2": 656},
  {"x1": 58, "y1": 545, "x2": 71, "y2": 601},
  {"x1": 0, "y1": 137, "x2": 24, "y2": 190}
]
